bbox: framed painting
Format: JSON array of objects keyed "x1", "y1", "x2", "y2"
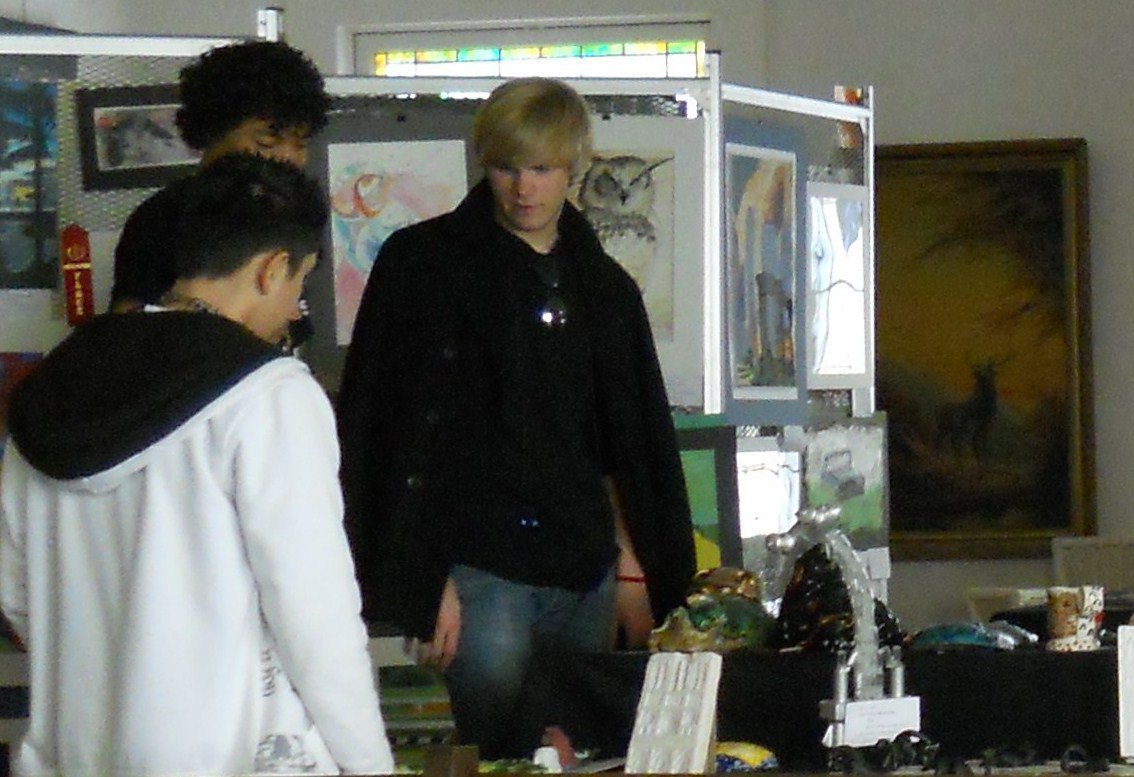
[
  {"x1": 74, "y1": 84, "x2": 199, "y2": 190},
  {"x1": 0, "y1": 79, "x2": 57, "y2": 214},
  {"x1": 876, "y1": 139, "x2": 1093, "y2": 560},
  {"x1": 676, "y1": 424, "x2": 742, "y2": 571}
]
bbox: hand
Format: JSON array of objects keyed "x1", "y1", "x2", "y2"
[
  {"x1": 604, "y1": 481, "x2": 654, "y2": 648},
  {"x1": 615, "y1": 547, "x2": 653, "y2": 649},
  {"x1": 407, "y1": 575, "x2": 461, "y2": 670},
  {"x1": 615, "y1": 577, "x2": 654, "y2": 649}
]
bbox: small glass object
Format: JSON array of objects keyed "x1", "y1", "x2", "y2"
[{"x1": 532, "y1": 254, "x2": 568, "y2": 328}]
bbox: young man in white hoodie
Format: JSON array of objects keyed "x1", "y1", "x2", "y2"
[{"x1": 0, "y1": 153, "x2": 394, "y2": 777}]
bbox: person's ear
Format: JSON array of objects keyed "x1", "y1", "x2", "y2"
[{"x1": 255, "y1": 250, "x2": 291, "y2": 295}]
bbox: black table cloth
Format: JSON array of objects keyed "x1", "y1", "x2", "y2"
[{"x1": 507, "y1": 646, "x2": 1119, "y2": 770}]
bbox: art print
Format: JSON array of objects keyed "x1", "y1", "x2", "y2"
[
  {"x1": 328, "y1": 140, "x2": 466, "y2": 344},
  {"x1": 676, "y1": 425, "x2": 742, "y2": 570},
  {"x1": 0, "y1": 211, "x2": 57, "y2": 290},
  {"x1": 0, "y1": 79, "x2": 56, "y2": 213},
  {"x1": 801, "y1": 417, "x2": 888, "y2": 551},
  {"x1": 581, "y1": 115, "x2": 704, "y2": 409},
  {"x1": 735, "y1": 445, "x2": 801, "y2": 574},
  {"x1": 0, "y1": 80, "x2": 57, "y2": 290},
  {"x1": 807, "y1": 182, "x2": 870, "y2": 387},
  {"x1": 725, "y1": 143, "x2": 797, "y2": 401},
  {"x1": 75, "y1": 85, "x2": 199, "y2": 190},
  {"x1": 569, "y1": 150, "x2": 675, "y2": 340},
  {"x1": 90, "y1": 103, "x2": 195, "y2": 171}
]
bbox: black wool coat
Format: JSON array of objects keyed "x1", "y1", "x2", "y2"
[{"x1": 336, "y1": 180, "x2": 695, "y2": 640}]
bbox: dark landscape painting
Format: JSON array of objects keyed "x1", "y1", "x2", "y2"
[{"x1": 876, "y1": 140, "x2": 1092, "y2": 559}]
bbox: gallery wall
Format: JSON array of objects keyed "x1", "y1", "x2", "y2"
[
  {"x1": 2, "y1": 0, "x2": 769, "y2": 84},
  {"x1": 7, "y1": 0, "x2": 1134, "y2": 630},
  {"x1": 763, "y1": 0, "x2": 1134, "y2": 628}
]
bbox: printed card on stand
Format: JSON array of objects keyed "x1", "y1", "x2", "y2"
[{"x1": 626, "y1": 652, "x2": 722, "y2": 774}]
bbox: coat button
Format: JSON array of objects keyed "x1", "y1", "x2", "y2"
[
  {"x1": 406, "y1": 475, "x2": 423, "y2": 491},
  {"x1": 441, "y1": 345, "x2": 457, "y2": 360},
  {"x1": 425, "y1": 409, "x2": 440, "y2": 425}
]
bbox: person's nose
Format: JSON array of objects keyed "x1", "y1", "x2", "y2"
[
  {"x1": 269, "y1": 144, "x2": 307, "y2": 169},
  {"x1": 513, "y1": 168, "x2": 536, "y2": 198}
]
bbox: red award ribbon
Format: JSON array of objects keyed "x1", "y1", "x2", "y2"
[{"x1": 60, "y1": 224, "x2": 94, "y2": 325}]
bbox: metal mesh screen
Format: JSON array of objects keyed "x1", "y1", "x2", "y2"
[
  {"x1": 59, "y1": 54, "x2": 196, "y2": 233},
  {"x1": 330, "y1": 90, "x2": 692, "y2": 120},
  {"x1": 585, "y1": 92, "x2": 690, "y2": 119}
]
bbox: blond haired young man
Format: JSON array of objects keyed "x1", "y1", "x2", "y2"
[{"x1": 338, "y1": 78, "x2": 694, "y2": 757}]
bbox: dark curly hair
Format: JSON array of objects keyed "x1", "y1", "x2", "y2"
[{"x1": 175, "y1": 40, "x2": 330, "y2": 152}]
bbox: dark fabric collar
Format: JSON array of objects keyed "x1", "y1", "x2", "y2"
[
  {"x1": 9, "y1": 311, "x2": 281, "y2": 480},
  {"x1": 445, "y1": 178, "x2": 606, "y2": 260}
]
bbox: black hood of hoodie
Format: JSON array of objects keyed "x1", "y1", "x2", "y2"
[{"x1": 8, "y1": 311, "x2": 282, "y2": 480}]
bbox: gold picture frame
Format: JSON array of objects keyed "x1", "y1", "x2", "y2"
[{"x1": 876, "y1": 139, "x2": 1094, "y2": 560}]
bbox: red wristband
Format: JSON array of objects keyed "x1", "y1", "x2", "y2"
[{"x1": 617, "y1": 574, "x2": 647, "y2": 584}]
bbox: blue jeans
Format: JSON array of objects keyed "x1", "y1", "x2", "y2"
[{"x1": 444, "y1": 564, "x2": 616, "y2": 758}]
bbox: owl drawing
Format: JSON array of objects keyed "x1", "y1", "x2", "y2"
[
  {"x1": 578, "y1": 154, "x2": 673, "y2": 289},
  {"x1": 576, "y1": 153, "x2": 676, "y2": 339}
]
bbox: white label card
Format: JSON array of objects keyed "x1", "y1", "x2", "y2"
[
  {"x1": 1118, "y1": 625, "x2": 1134, "y2": 759},
  {"x1": 840, "y1": 697, "x2": 921, "y2": 748}
]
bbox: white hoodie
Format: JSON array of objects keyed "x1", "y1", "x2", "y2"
[{"x1": 0, "y1": 351, "x2": 393, "y2": 777}]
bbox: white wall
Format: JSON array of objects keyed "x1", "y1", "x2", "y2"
[
  {"x1": 13, "y1": 0, "x2": 1134, "y2": 632},
  {"x1": 761, "y1": 0, "x2": 1134, "y2": 629},
  {"x1": 10, "y1": 0, "x2": 769, "y2": 83}
]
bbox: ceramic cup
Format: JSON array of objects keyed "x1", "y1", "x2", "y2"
[{"x1": 1046, "y1": 584, "x2": 1104, "y2": 651}]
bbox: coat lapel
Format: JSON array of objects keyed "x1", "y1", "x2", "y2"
[{"x1": 441, "y1": 182, "x2": 526, "y2": 378}]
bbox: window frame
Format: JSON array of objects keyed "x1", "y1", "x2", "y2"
[{"x1": 335, "y1": 14, "x2": 711, "y2": 78}]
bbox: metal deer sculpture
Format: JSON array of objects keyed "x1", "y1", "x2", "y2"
[{"x1": 935, "y1": 354, "x2": 1013, "y2": 459}]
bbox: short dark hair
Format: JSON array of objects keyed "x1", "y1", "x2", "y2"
[
  {"x1": 173, "y1": 152, "x2": 327, "y2": 281},
  {"x1": 176, "y1": 40, "x2": 330, "y2": 151}
]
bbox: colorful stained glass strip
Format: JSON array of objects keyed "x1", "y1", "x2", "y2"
[
  {"x1": 416, "y1": 49, "x2": 457, "y2": 64},
  {"x1": 580, "y1": 43, "x2": 622, "y2": 57},
  {"x1": 625, "y1": 41, "x2": 667, "y2": 56},
  {"x1": 667, "y1": 40, "x2": 697, "y2": 54},
  {"x1": 501, "y1": 46, "x2": 541, "y2": 60},
  {"x1": 371, "y1": 39, "x2": 705, "y2": 77},
  {"x1": 458, "y1": 47, "x2": 499, "y2": 62},
  {"x1": 540, "y1": 45, "x2": 580, "y2": 59}
]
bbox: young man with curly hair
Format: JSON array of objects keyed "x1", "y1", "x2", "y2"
[{"x1": 110, "y1": 39, "x2": 330, "y2": 320}]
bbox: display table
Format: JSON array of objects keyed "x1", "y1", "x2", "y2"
[
  {"x1": 992, "y1": 593, "x2": 1134, "y2": 640},
  {"x1": 509, "y1": 646, "x2": 1120, "y2": 770}
]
